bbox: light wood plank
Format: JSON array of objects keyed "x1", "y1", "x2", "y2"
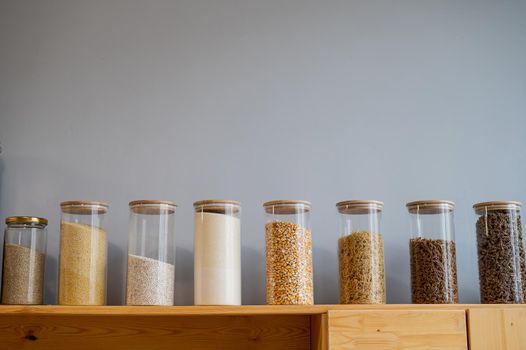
[
  {"x1": 0, "y1": 314, "x2": 311, "y2": 350},
  {"x1": 0, "y1": 304, "x2": 524, "y2": 317},
  {"x1": 311, "y1": 313, "x2": 328, "y2": 350},
  {"x1": 468, "y1": 308, "x2": 526, "y2": 350},
  {"x1": 328, "y1": 309, "x2": 468, "y2": 349}
]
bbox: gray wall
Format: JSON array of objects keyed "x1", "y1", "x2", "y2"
[{"x1": 1, "y1": 0, "x2": 525, "y2": 305}]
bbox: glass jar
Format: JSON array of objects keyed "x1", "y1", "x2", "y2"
[
  {"x1": 194, "y1": 200, "x2": 241, "y2": 305},
  {"x1": 264, "y1": 200, "x2": 313, "y2": 305},
  {"x1": 127, "y1": 200, "x2": 176, "y2": 306},
  {"x1": 58, "y1": 200, "x2": 108, "y2": 305},
  {"x1": 474, "y1": 201, "x2": 525, "y2": 304},
  {"x1": 337, "y1": 200, "x2": 385, "y2": 304},
  {"x1": 407, "y1": 200, "x2": 458, "y2": 304},
  {"x1": 2, "y1": 216, "x2": 47, "y2": 305}
]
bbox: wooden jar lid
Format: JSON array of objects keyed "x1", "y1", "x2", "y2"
[
  {"x1": 129, "y1": 200, "x2": 177, "y2": 215},
  {"x1": 406, "y1": 200, "x2": 454, "y2": 214},
  {"x1": 336, "y1": 200, "x2": 383, "y2": 214},
  {"x1": 473, "y1": 201, "x2": 522, "y2": 215},
  {"x1": 60, "y1": 200, "x2": 109, "y2": 214},
  {"x1": 263, "y1": 200, "x2": 311, "y2": 214},
  {"x1": 194, "y1": 199, "x2": 241, "y2": 214}
]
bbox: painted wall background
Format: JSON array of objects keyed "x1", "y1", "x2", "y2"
[{"x1": 1, "y1": 0, "x2": 525, "y2": 305}]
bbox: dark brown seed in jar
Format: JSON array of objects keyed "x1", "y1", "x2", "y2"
[
  {"x1": 476, "y1": 211, "x2": 526, "y2": 303},
  {"x1": 410, "y1": 237, "x2": 458, "y2": 304}
]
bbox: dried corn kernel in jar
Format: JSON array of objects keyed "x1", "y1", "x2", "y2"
[{"x1": 264, "y1": 200, "x2": 313, "y2": 305}]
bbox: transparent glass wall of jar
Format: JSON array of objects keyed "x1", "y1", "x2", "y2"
[
  {"x1": 474, "y1": 201, "x2": 526, "y2": 304},
  {"x1": 58, "y1": 201, "x2": 108, "y2": 305},
  {"x1": 337, "y1": 200, "x2": 385, "y2": 304},
  {"x1": 407, "y1": 200, "x2": 458, "y2": 304},
  {"x1": 264, "y1": 200, "x2": 313, "y2": 305},
  {"x1": 127, "y1": 200, "x2": 176, "y2": 306},
  {"x1": 2, "y1": 216, "x2": 47, "y2": 305},
  {"x1": 194, "y1": 200, "x2": 241, "y2": 305}
]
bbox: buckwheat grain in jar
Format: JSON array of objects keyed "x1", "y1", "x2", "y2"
[
  {"x1": 337, "y1": 200, "x2": 385, "y2": 304},
  {"x1": 264, "y1": 200, "x2": 313, "y2": 305},
  {"x1": 474, "y1": 201, "x2": 525, "y2": 304},
  {"x1": 407, "y1": 200, "x2": 458, "y2": 304},
  {"x1": 58, "y1": 201, "x2": 108, "y2": 305},
  {"x1": 2, "y1": 216, "x2": 47, "y2": 305},
  {"x1": 126, "y1": 200, "x2": 176, "y2": 306}
]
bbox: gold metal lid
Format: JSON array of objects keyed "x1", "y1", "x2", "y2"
[
  {"x1": 406, "y1": 200, "x2": 454, "y2": 214},
  {"x1": 5, "y1": 216, "x2": 48, "y2": 225},
  {"x1": 129, "y1": 200, "x2": 177, "y2": 215},
  {"x1": 263, "y1": 200, "x2": 311, "y2": 214},
  {"x1": 60, "y1": 200, "x2": 109, "y2": 214},
  {"x1": 194, "y1": 200, "x2": 241, "y2": 214},
  {"x1": 336, "y1": 200, "x2": 383, "y2": 214},
  {"x1": 473, "y1": 201, "x2": 522, "y2": 215}
]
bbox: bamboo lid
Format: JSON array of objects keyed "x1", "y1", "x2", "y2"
[
  {"x1": 336, "y1": 200, "x2": 383, "y2": 214},
  {"x1": 406, "y1": 200, "x2": 454, "y2": 214},
  {"x1": 129, "y1": 200, "x2": 177, "y2": 215},
  {"x1": 5, "y1": 216, "x2": 48, "y2": 226},
  {"x1": 473, "y1": 201, "x2": 522, "y2": 215},
  {"x1": 60, "y1": 200, "x2": 109, "y2": 214},
  {"x1": 263, "y1": 200, "x2": 311, "y2": 214},
  {"x1": 194, "y1": 199, "x2": 241, "y2": 214}
]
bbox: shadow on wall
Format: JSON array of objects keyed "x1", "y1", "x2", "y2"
[
  {"x1": 44, "y1": 254, "x2": 58, "y2": 304},
  {"x1": 242, "y1": 245, "x2": 265, "y2": 305},
  {"x1": 175, "y1": 246, "x2": 194, "y2": 305},
  {"x1": 0, "y1": 153, "x2": 4, "y2": 286},
  {"x1": 107, "y1": 241, "x2": 126, "y2": 305},
  {"x1": 313, "y1": 246, "x2": 338, "y2": 304}
]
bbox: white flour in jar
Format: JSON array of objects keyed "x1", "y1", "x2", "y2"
[{"x1": 194, "y1": 212, "x2": 241, "y2": 305}]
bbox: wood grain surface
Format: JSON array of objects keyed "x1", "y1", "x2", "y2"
[
  {"x1": 468, "y1": 308, "x2": 526, "y2": 350},
  {"x1": 328, "y1": 309, "x2": 468, "y2": 349},
  {"x1": 0, "y1": 304, "x2": 522, "y2": 317},
  {"x1": 0, "y1": 305, "x2": 523, "y2": 350},
  {"x1": 0, "y1": 314, "x2": 311, "y2": 350},
  {"x1": 311, "y1": 313, "x2": 328, "y2": 350}
]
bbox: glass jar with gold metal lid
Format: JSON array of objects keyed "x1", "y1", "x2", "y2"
[{"x1": 2, "y1": 216, "x2": 47, "y2": 305}]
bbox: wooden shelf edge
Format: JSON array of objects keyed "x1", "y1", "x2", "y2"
[{"x1": 0, "y1": 304, "x2": 524, "y2": 316}]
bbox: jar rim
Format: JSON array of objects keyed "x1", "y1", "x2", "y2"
[
  {"x1": 406, "y1": 200, "x2": 454, "y2": 214},
  {"x1": 5, "y1": 216, "x2": 48, "y2": 225},
  {"x1": 60, "y1": 200, "x2": 109, "y2": 214},
  {"x1": 194, "y1": 200, "x2": 240, "y2": 215},
  {"x1": 129, "y1": 200, "x2": 177, "y2": 207},
  {"x1": 193, "y1": 199, "x2": 240, "y2": 207},
  {"x1": 336, "y1": 200, "x2": 383, "y2": 214},
  {"x1": 473, "y1": 201, "x2": 522, "y2": 214},
  {"x1": 263, "y1": 200, "x2": 311, "y2": 214},
  {"x1": 129, "y1": 200, "x2": 177, "y2": 215}
]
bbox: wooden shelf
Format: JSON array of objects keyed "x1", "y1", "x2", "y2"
[
  {"x1": 0, "y1": 305, "x2": 524, "y2": 349},
  {"x1": 1, "y1": 303, "x2": 523, "y2": 315}
]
